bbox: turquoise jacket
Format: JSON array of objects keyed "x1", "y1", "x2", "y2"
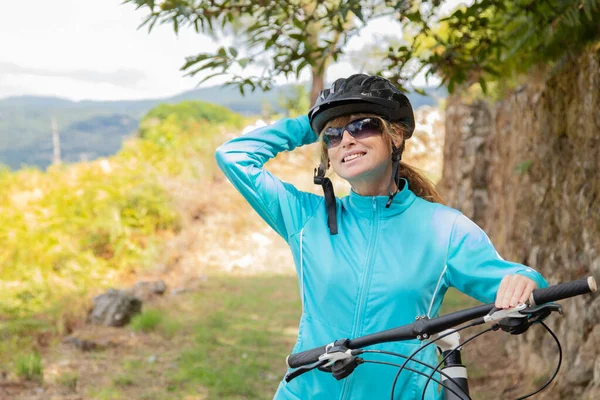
[{"x1": 215, "y1": 115, "x2": 547, "y2": 400}]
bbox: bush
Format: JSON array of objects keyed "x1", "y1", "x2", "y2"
[{"x1": 139, "y1": 101, "x2": 243, "y2": 139}]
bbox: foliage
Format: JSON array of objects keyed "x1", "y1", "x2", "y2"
[
  {"x1": 124, "y1": 0, "x2": 391, "y2": 98},
  {"x1": 0, "y1": 162, "x2": 180, "y2": 318},
  {"x1": 141, "y1": 100, "x2": 243, "y2": 136},
  {"x1": 125, "y1": 0, "x2": 600, "y2": 96},
  {"x1": 277, "y1": 85, "x2": 311, "y2": 118},
  {"x1": 0, "y1": 101, "x2": 242, "y2": 322},
  {"x1": 383, "y1": 0, "x2": 600, "y2": 94}
]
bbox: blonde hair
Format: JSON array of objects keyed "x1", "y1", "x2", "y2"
[{"x1": 319, "y1": 113, "x2": 444, "y2": 204}]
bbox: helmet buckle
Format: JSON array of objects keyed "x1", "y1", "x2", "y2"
[{"x1": 313, "y1": 164, "x2": 326, "y2": 185}]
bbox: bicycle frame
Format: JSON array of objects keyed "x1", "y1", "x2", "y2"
[{"x1": 436, "y1": 330, "x2": 469, "y2": 400}]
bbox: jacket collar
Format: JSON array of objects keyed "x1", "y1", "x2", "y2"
[{"x1": 346, "y1": 178, "x2": 416, "y2": 218}]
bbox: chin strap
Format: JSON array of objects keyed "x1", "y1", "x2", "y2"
[
  {"x1": 386, "y1": 142, "x2": 405, "y2": 208},
  {"x1": 314, "y1": 163, "x2": 338, "y2": 235}
]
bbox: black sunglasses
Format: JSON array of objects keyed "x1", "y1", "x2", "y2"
[{"x1": 322, "y1": 117, "x2": 385, "y2": 149}]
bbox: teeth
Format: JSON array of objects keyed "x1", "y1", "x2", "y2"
[{"x1": 344, "y1": 153, "x2": 365, "y2": 162}]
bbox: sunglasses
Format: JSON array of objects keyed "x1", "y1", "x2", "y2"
[{"x1": 322, "y1": 117, "x2": 385, "y2": 149}]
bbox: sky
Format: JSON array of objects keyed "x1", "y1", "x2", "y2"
[{"x1": 0, "y1": 0, "x2": 464, "y2": 102}]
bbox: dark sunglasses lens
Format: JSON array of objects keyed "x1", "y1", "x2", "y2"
[
  {"x1": 323, "y1": 128, "x2": 343, "y2": 148},
  {"x1": 349, "y1": 118, "x2": 383, "y2": 139}
]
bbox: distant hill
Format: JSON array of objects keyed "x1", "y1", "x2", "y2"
[{"x1": 0, "y1": 84, "x2": 446, "y2": 170}]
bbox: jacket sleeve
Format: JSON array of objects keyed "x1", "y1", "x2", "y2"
[
  {"x1": 214, "y1": 115, "x2": 323, "y2": 241},
  {"x1": 446, "y1": 213, "x2": 548, "y2": 304}
]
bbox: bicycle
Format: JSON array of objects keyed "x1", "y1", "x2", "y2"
[{"x1": 284, "y1": 276, "x2": 597, "y2": 399}]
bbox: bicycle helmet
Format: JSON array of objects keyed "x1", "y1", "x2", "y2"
[
  {"x1": 308, "y1": 74, "x2": 415, "y2": 138},
  {"x1": 309, "y1": 75, "x2": 415, "y2": 236}
]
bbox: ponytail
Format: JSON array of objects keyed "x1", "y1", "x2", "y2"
[{"x1": 398, "y1": 162, "x2": 444, "y2": 204}]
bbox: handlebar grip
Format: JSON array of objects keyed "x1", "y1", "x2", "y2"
[
  {"x1": 530, "y1": 276, "x2": 597, "y2": 305},
  {"x1": 286, "y1": 345, "x2": 327, "y2": 368}
]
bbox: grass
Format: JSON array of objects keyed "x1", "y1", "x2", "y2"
[
  {"x1": 130, "y1": 310, "x2": 163, "y2": 333},
  {"x1": 166, "y1": 275, "x2": 301, "y2": 399},
  {"x1": 15, "y1": 352, "x2": 43, "y2": 382},
  {"x1": 55, "y1": 371, "x2": 79, "y2": 392},
  {"x1": 89, "y1": 388, "x2": 122, "y2": 400},
  {"x1": 129, "y1": 308, "x2": 182, "y2": 338}
]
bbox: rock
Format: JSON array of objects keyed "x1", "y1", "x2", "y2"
[
  {"x1": 130, "y1": 280, "x2": 167, "y2": 300},
  {"x1": 87, "y1": 289, "x2": 142, "y2": 327},
  {"x1": 170, "y1": 287, "x2": 190, "y2": 296},
  {"x1": 63, "y1": 337, "x2": 102, "y2": 352},
  {"x1": 566, "y1": 325, "x2": 600, "y2": 385}
]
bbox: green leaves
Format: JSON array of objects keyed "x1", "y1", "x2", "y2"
[
  {"x1": 123, "y1": 0, "x2": 600, "y2": 97},
  {"x1": 479, "y1": 77, "x2": 488, "y2": 95}
]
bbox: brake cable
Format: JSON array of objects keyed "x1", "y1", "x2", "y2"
[
  {"x1": 515, "y1": 321, "x2": 562, "y2": 400},
  {"x1": 390, "y1": 321, "x2": 482, "y2": 400},
  {"x1": 419, "y1": 303, "x2": 563, "y2": 400},
  {"x1": 362, "y1": 359, "x2": 471, "y2": 400},
  {"x1": 420, "y1": 325, "x2": 499, "y2": 400},
  {"x1": 360, "y1": 349, "x2": 471, "y2": 398}
]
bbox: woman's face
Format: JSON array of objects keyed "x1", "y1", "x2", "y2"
[{"x1": 325, "y1": 115, "x2": 395, "y2": 188}]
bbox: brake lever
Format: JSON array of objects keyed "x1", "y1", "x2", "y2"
[
  {"x1": 284, "y1": 360, "x2": 328, "y2": 382},
  {"x1": 483, "y1": 303, "x2": 528, "y2": 323},
  {"x1": 497, "y1": 302, "x2": 563, "y2": 335},
  {"x1": 520, "y1": 302, "x2": 563, "y2": 321}
]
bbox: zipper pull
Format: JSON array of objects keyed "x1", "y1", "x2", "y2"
[{"x1": 372, "y1": 198, "x2": 376, "y2": 211}]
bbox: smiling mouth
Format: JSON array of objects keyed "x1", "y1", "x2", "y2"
[{"x1": 343, "y1": 152, "x2": 366, "y2": 163}]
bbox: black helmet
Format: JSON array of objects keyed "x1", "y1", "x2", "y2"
[{"x1": 308, "y1": 74, "x2": 415, "y2": 138}]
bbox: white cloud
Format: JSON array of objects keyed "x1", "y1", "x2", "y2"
[{"x1": 0, "y1": 62, "x2": 145, "y2": 87}]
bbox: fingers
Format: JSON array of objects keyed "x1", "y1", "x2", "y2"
[
  {"x1": 519, "y1": 280, "x2": 537, "y2": 304},
  {"x1": 495, "y1": 275, "x2": 511, "y2": 308},
  {"x1": 499, "y1": 275, "x2": 517, "y2": 308},
  {"x1": 495, "y1": 275, "x2": 538, "y2": 309},
  {"x1": 509, "y1": 277, "x2": 528, "y2": 307}
]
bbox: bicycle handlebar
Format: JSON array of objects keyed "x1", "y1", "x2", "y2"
[
  {"x1": 287, "y1": 276, "x2": 596, "y2": 369},
  {"x1": 529, "y1": 276, "x2": 596, "y2": 305}
]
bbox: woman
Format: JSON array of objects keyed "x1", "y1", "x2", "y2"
[{"x1": 215, "y1": 74, "x2": 547, "y2": 399}]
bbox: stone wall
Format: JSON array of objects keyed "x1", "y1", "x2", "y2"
[{"x1": 440, "y1": 46, "x2": 600, "y2": 398}]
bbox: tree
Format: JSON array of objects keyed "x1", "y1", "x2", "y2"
[
  {"x1": 125, "y1": 0, "x2": 600, "y2": 101},
  {"x1": 379, "y1": 0, "x2": 600, "y2": 94},
  {"x1": 124, "y1": 0, "x2": 408, "y2": 104}
]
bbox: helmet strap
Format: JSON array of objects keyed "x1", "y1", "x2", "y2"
[
  {"x1": 314, "y1": 163, "x2": 338, "y2": 235},
  {"x1": 386, "y1": 142, "x2": 405, "y2": 208}
]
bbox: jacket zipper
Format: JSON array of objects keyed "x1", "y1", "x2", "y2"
[{"x1": 340, "y1": 198, "x2": 380, "y2": 400}]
